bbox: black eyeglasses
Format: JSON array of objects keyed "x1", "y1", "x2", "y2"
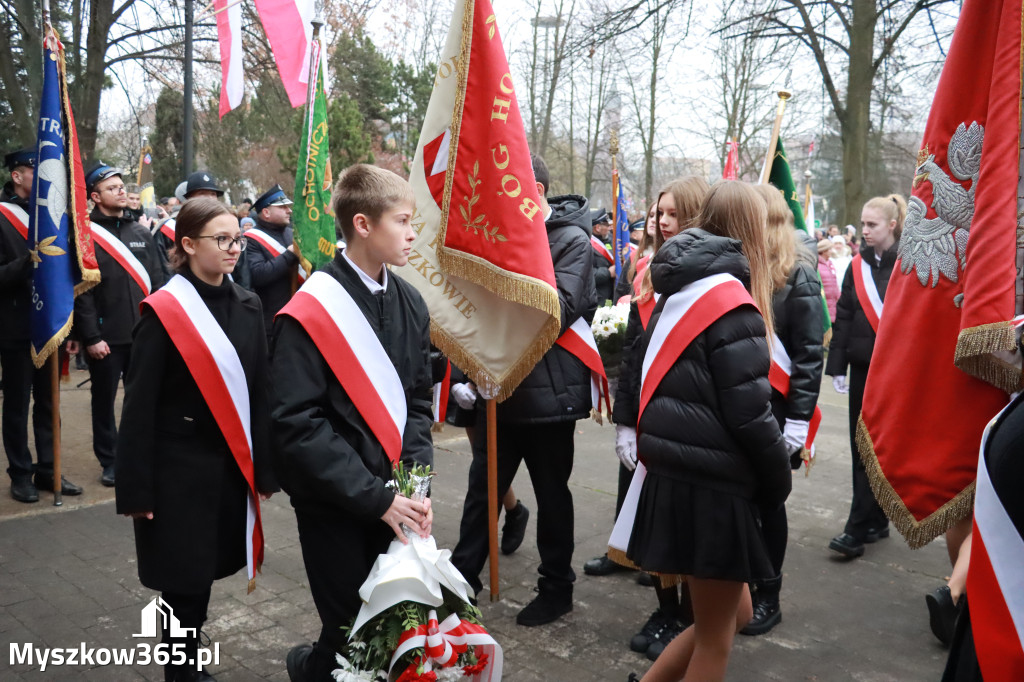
[{"x1": 194, "y1": 235, "x2": 247, "y2": 251}]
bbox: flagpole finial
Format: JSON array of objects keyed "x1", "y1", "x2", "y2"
[{"x1": 778, "y1": 89, "x2": 792, "y2": 101}]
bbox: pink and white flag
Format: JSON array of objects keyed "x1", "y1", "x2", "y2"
[
  {"x1": 215, "y1": 0, "x2": 244, "y2": 117},
  {"x1": 253, "y1": 0, "x2": 314, "y2": 108}
]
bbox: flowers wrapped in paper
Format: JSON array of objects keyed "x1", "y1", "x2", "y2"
[
  {"x1": 334, "y1": 465, "x2": 502, "y2": 682},
  {"x1": 592, "y1": 301, "x2": 630, "y2": 380}
]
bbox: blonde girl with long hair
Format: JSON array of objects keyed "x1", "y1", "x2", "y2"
[{"x1": 625, "y1": 181, "x2": 791, "y2": 681}]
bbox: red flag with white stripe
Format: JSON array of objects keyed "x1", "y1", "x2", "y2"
[
  {"x1": 215, "y1": 0, "x2": 245, "y2": 117},
  {"x1": 253, "y1": 0, "x2": 314, "y2": 108}
]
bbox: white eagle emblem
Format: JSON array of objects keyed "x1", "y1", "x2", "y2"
[{"x1": 900, "y1": 121, "x2": 984, "y2": 290}]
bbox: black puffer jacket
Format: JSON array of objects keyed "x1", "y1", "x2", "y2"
[
  {"x1": 635, "y1": 229, "x2": 791, "y2": 508},
  {"x1": 496, "y1": 194, "x2": 598, "y2": 423},
  {"x1": 770, "y1": 254, "x2": 825, "y2": 423},
  {"x1": 825, "y1": 240, "x2": 898, "y2": 375}
]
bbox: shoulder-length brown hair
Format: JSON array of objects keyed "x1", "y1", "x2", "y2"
[
  {"x1": 753, "y1": 184, "x2": 796, "y2": 292},
  {"x1": 634, "y1": 175, "x2": 710, "y2": 301},
  {"x1": 169, "y1": 197, "x2": 233, "y2": 271}
]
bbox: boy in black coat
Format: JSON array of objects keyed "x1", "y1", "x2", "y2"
[{"x1": 270, "y1": 165, "x2": 434, "y2": 682}]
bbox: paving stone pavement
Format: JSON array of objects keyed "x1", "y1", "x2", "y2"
[{"x1": 1, "y1": 367, "x2": 954, "y2": 680}]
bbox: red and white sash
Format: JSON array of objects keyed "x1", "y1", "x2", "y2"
[
  {"x1": 591, "y1": 235, "x2": 613, "y2": 264},
  {"x1": 278, "y1": 271, "x2": 407, "y2": 464},
  {"x1": 639, "y1": 273, "x2": 756, "y2": 423},
  {"x1": 142, "y1": 275, "x2": 263, "y2": 590},
  {"x1": 0, "y1": 201, "x2": 29, "y2": 240},
  {"x1": 432, "y1": 360, "x2": 451, "y2": 424},
  {"x1": 851, "y1": 254, "x2": 883, "y2": 333},
  {"x1": 555, "y1": 317, "x2": 611, "y2": 421},
  {"x1": 90, "y1": 222, "x2": 152, "y2": 296},
  {"x1": 158, "y1": 218, "x2": 175, "y2": 243},
  {"x1": 969, "y1": 397, "x2": 1024, "y2": 681},
  {"x1": 246, "y1": 227, "x2": 307, "y2": 282},
  {"x1": 768, "y1": 333, "x2": 823, "y2": 451}
]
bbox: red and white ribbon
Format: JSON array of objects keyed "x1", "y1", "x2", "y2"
[
  {"x1": 277, "y1": 271, "x2": 406, "y2": 464},
  {"x1": 0, "y1": 201, "x2": 29, "y2": 240},
  {"x1": 246, "y1": 227, "x2": 307, "y2": 282},
  {"x1": 158, "y1": 218, "x2": 175, "y2": 243},
  {"x1": 432, "y1": 359, "x2": 451, "y2": 423},
  {"x1": 555, "y1": 316, "x2": 611, "y2": 420},
  {"x1": 391, "y1": 610, "x2": 503, "y2": 681},
  {"x1": 591, "y1": 235, "x2": 613, "y2": 264},
  {"x1": 214, "y1": 0, "x2": 244, "y2": 117},
  {"x1": 90, "y1": 222, "x2": 151, "y2": 296},
  {"x1": 768, "y1": 333, "x2": 823, "y2": 453},
  {"x1": 851, "y1": 254, "x2": 883, "y2": 333},
  {"x1": 969, "y1": 396, "x2": 1024, "y2": 681},
  {"x1": 143, "y1": 275, "x2": 263, "y2": 589}
]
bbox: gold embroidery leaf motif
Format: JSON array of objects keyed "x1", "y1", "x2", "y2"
[
  {"x1": 32, "y1": 235, "x2": 66, "y2": 262},
  {"x1": 460, "y1": 161, "x2": 507, "y2": 243},
  {"x1": 486, "y1": 15, "x2": 496, "y2": 40}
]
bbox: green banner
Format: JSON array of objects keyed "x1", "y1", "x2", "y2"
[
  {"x1": 767, "y1": 138, "x2": 807, "y2": 233},
  {"x1": 292, "y1": 46, "x2": 336, "y2": 274}
]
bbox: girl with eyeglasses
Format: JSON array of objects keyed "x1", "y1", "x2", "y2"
[{"x1": 114, "y1": 197, "x2": 278, "y2": 682}]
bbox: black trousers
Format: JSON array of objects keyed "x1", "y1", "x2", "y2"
[
  {"x1": 295, "y1": 509, "x2": 393, "y2": 682},
  {"x1": 451, "y1": 412, "x2": 577, "y2": 597},
  {"x1": 87, "y1": 343, "x2": 132, "y2": 468},
  {"x1": 1, "y1": 343, "x2": 54, "y2": 480},
  {"x1": 160, "y1": 587, "x2": 211, "y2": 680},
  {"x1": 844, "y1": 363, "x2": 888, "y2": 539}
]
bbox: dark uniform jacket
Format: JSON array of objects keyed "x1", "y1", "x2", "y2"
[
  {"x1": 825, "y1": 240, "x2": 899, "y2": 376},
  {"x1": 74, "y1": 208, "x2": 167, "y2": 347},
  {"x1": 0, "y1": 185, "x2": 33, "y2": 346},
  {"x1": 770, "y1": 252, "x2": 825, "y2": 424},
  {"x1": 269, "y1": 254, "x2": 434, "y2": 520},
  {"x1": 247, "y1": 217, "x2": 299, "y2": 335},
  {"x1": 592, "y1": 234, "x2": 615, "y2": 304},
  {"x1": 633, "y1": 229, "x2": 791, "y2": 509},
  {"x1": 496, "y1": 194, "x2": 598, "y2": 424},
  {"x1": 114, "y1": 270, "x2": 277, "y2": 593}
]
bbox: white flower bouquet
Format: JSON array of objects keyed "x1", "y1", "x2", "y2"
[{"x1": 591, "y1": 301, "x2": 630, "y2": 360}]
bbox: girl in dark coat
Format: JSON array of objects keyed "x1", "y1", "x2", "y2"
[
  {"x1": 115, "y1": 198, "x2": 277, "y2": 682},
  {"x1": 742, "y1": 185, "x2": 825, "y2": 636},
  {"x1": 825, "y1": 194, "x2": 905, "y2": 559},
  {"x1": 629, "y1": 181, "x2": 791, "y2": 682}
]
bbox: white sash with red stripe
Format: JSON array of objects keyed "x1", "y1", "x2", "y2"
[
  {"x1": 591, "y1": 235, "x2": 613, "y2": 264},
  {"x1": 158, "y1": 218, "x2": 175, "y2": 243},
  {"x1": 969, "y1": 396, "x2": 1024, "y2": 680},
  {"x1": 143, "y1": 275, "x2": 263, "y2": 590},
  {"x1": 0, "y1": 201, "x2": 29, "y2": 240},
  {"x1": 246, "y1": 227, "x2": 307, "y2": 282},
  {"x1": 555, "y1": 317, "x2": 611, "y2": 421},
  {"x1": 768, "y1": 333, "x2": 823, "y2": 458},
  {"x1": 432, "y1": 360, "x2": 451, "y2": 424},
  {"x1": 90, "y1": 222, "x2": 152, "y2": 296},
  {"x1": 851, "y1": 254, "x2": 883, "y2": 333},
  {"x1": 279, "y1": 271, "x2": 407, "y2": 464}
]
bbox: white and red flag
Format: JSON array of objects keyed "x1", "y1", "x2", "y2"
[
  {"x1": 215, "y1": 0, "x2": 244, "y2": 117},
  {"x1": 253, "y1": 0, "x2": 314, "y2": 108}
]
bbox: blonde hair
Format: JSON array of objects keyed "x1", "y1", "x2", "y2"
[
  {"x1": 753, "y1": 184, "x2": 796, "y2": 292},
  {"x1": 698, "y1": 181, "x2": 775, "y2": 336},
  {"x1": 635, "y1": 176, "x2": 710, "y2": 301},
  {"x1": 332, "y1": 164, "x2": 415, "y2": 242},
  {"x1": 863, "y1": 194, "x2": 907, "y2": 239}
]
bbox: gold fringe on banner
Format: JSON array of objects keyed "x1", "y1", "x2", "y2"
[
  {"x1": 954, "y1": 321, "x2": 1024, "y2": 394},
  {"x1": 30, "y1": 316, "x2": 72, "y2": 369},
  {"x1": 856, "y1": 416, "x2": 975, "y2": 549}
]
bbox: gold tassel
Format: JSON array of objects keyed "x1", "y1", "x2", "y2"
[
  {"x1": 606, "y1": 547, "x2": 638, "y2": 570},
  {"x1": 823, "y1": 327, "x2": 833, "y2": 348},
  {"x1": 955, "y1": 322, "x2": 1023, "y2": 393},
  {"x1": 856, "y1": 416, "x2": 975, "y2": 549},
  {"x1": 247, "y1": 577, "x2": 256, "y2": 594},
  {"x1": 801, "y1": 447, "x2": 813, "y2": 478},
  {"x1": 432, "y1": 422, "x2": 444, "y2": 433}
]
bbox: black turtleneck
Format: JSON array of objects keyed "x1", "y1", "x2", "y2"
[{"x1": 179, "y1": 267, "x2": 234, "y2": 332}]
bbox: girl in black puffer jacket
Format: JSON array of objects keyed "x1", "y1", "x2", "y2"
[{"x1": 626, "y1": 182, "x2": 791, "y2": 682}]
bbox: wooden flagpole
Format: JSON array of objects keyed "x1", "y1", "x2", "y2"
[
  {"x1": 50, "y1": 353, "x2": 62, "y2": 506},
  {"x1": 758, "y1": 90, "x2": 792, "y2": 185},
  {"x1": 487, "y1": 398, "x2": 499, "y2": 601}
]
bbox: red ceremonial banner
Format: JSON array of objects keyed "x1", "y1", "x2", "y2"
[{"x1": 858, "y1": 0, "x2": 1021, "y2": 549}]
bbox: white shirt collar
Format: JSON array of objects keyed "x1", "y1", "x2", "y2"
[{"x1": 341, "y1": 247, "x2": 387, "y2": 294}]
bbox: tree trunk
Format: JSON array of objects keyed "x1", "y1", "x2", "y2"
[
  {"x1": 644, "y1": 33, "x2": 660, "y2": 207},
  {"x1": 840, "y1": 0, "x2": 878, "y2": 226},
  {"x1": 77, "y1": 0, "x2": 115, "y2": 160}
]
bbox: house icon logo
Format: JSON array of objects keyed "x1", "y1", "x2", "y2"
[{"x1": 133, "y1": 596, "x2": 197, "y2": 639}]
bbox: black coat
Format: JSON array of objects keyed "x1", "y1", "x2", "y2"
[
  {"x1": 74, "y1": 209, "x2": 167, "y2": 347},
  {"x1": 0, "y1": 186, "x2": 33, "y2": 345},
  {"x1": 247, "y1": 218, "x2": 299, "y2": 335},
  {"x1": 496, "y1": 194, "x2": 598, "y2": 423},
  {"x1": 825, "y1": 240, "x2": 899, "y2": 375},
  {"x1": 770, "y1": 258, "x2": 825, "y2": 423},
  {"x1": 269, "y1": 255, "x2": 434, "y2": 519},
  {"x1": 634, "y1": 229, "x2": 791, "y2": 509},
  {"x1": 612, "y1": 299, "x2": 645, "y2": 428},
  {"x1": 114, "y1": 271, "x2": 276, "y2": 594},
  {"x1": 592, "y1": 234, "x2": 615, "y2": 304}
]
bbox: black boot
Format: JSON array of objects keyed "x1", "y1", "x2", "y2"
[
  {"x1": 501, "y1": 501, "x2": 529, "y2": 555},
  {"x1": 516, "y1": 587, "x2": 572, "y2": 626},
  {"x1": 629, "y1": 608, "x2": 672, "y2": 653},
  {"x1": 926, "y1": 585, "x2": 958, "y2": 647},
  {"x1": 34, "y1": 469, "x2": 83, "y2": 495},
  {"x1": 741, "y1": 576, "x2": 782, "y2": 635}
]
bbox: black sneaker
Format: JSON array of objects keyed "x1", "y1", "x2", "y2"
[
  {"x1": 10, "y1": 478, "x2": 39, "y2": 503},
  {"x1": 828, "y1": 532, "x2": 865, "y2": 558},
  {"x1": 740, "y1": 594, "x2": 781, "y2": 635},
  {"x1": 645, "y1": 618, "x2": 685, "y2": 661},
  {"x1": 583, "y1": 554, "x2": 630, "y2": 576},
  {"x1": 100, "y1": 465, "x2": 115, "y2": 487},
  {"x1": 34, "y1": 471, "x2": 83, "y2": 495},
  {"x1": 516, "y1": 592, "x2": 572, "y2": 626},
  {"x1": 501, "y1": 501, "x2": 529, "y2": 555},
  {"x1": 629, "y1": 608, "x2": 670, "y2": 653},
  {"x1": 285, "y1": 643, "x2": 313, "y2": 681}
]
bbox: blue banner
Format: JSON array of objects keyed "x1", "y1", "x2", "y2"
[
  {"x1": 612, "y1": 174, "x2": 631, "y2": 278},
  {"x1": 29, "y1": 36, "x2": 75, "y2": 364}
]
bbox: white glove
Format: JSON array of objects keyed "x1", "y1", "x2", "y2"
[
  {"x1": 450, "y1": 383, "x2": 478, "y2": 410},
  {"x1": 615, "y1": 424, "x2": 638, "y2": 471},
  {"x1": 832, "y1": 375, "x2": 849, "y2": 394},
  {"x1": 783, "y1": 419, "x2": 810, "y2": 452}
]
